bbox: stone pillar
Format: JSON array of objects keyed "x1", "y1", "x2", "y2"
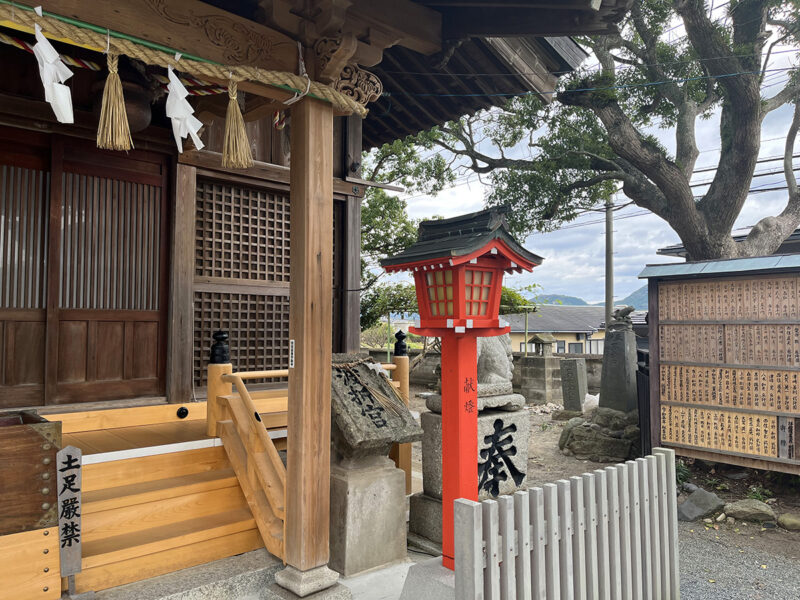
[
  {"x1": 600, "y1": 318, "x2": 638, "y2": 413},
  {"x1": 327, "y1": 355, "x2": 422, "y2": 578},
  {"x1": 560, "y1": 358, "x2": 587, "y2": 412}
]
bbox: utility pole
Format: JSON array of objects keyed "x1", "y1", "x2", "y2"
[{"x1": 605, "y1": 201, "x2": 614, "y2": 328}]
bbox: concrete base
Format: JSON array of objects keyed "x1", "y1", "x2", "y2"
[
  {"x1": 266, "y1": 583, "x2": 352, "y2": 600},
  {"x1": 329, "y1": 457, "x2": 407, "y2": 577},
  {"x1": 408, "y1": 492, "x2": 442, "y2": 545},
  {"x1": 275, "y1": 565, "x2": 341, "y2": 598},
  {"x1": 398, "y1": 557, "x2": 455, "y2": 600}
]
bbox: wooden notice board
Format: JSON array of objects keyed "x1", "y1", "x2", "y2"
[{"x1": 643, "y1": 258, "x2": 800, "y2": 474}]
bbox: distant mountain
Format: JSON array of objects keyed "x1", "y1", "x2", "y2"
[
  {"x1": 618, "y1": 285, "x2": 648, "y2": 310},
  {"x1": 537, "y1": 294, "x2": 589, "y2": 306}
]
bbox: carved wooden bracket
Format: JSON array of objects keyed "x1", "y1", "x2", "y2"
[
  {"x1": 314, "y1": 35, "x2": 358, "y2": 84},
  {"x1": 331, "y1": 64, "x2": 383, "y2": 106}
]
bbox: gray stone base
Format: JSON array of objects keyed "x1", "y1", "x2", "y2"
[
  {"x1": 422, "y1": 409, "x2": 530, "y2": 500},
  {"x1": 274, "y1": 565, "x2": 341, "y2": 598},
  {"x1": 329, "y1": 457, "x2": 407, "y2": 577},
  {"x1": 266, "y1": 583, "x2": 352, "y2": 600},
  {"x1": 398, "y1": 557, "x2": 454, "y2": 600},
  {"x1": 94, "y1": 549, "x2": 282, "y2": 600},
  {"x1": 409, "y1": 492, "x2": 443, "y2": 545},
  {"x1": 407, "y1": 531, "x2": 442, "y2": 556}
]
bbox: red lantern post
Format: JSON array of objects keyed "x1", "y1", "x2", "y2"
[{"x1": 381, "y1": 208, "x2": 542, "y2": 569}]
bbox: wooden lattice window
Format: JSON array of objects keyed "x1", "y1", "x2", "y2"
[
  {"x1": 193, "y1": 291, "x2": 290, "y2": 387},
  {"x1": 465, "y1": 269, "x2": 492, "y2": 316},
  {"x1": 195, "y1": 180, "x2": 290, "y2": 282}
]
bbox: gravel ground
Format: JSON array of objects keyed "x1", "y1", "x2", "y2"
[{"x1": 680, "y1": 522, "x2": 800, "y2": 600}]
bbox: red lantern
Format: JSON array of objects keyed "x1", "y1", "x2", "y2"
[{"x1": 382, "y1": 208, "x2": 542, "y2": 569}]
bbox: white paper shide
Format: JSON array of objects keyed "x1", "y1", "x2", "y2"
[
  {"x1": 165, "y1": 67, "x2": 204, "y2": 153},
  {"x1": 33, "y1": 24, "x2": 74, "y2": 124}
]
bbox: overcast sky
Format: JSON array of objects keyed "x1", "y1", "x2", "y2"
[{"x1": 397, "y1": 20, "x2": 799, "y2": 304}]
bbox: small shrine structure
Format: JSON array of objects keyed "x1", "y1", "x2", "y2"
[{"x1": 381, "y1": 207, "x2": 542, "y2": 568}]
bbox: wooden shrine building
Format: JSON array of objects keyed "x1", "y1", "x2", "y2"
[{"x1": 0, "y1": 1, "x2": 633, "y2": 597}]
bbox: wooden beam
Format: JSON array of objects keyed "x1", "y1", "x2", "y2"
[
  {"x1": 12, "y1": 0, "x2": 298, "y2": 73},
  {"x1": 166, "y1": 164, "x2": 196, "y2": 404},
  {"x1": 178, "y1": 150, "x2": 365, "y2": 198},
  {"x1": 349, "y1": 0, "x2": 441, "y2": 56},
  {"x1": 285, "y1": 97, "x2": 335, "y2": 572}
]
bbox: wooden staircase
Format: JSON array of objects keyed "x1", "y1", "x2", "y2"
[{"x1": 72, "y1": 446, "x2": 264, "y2": 593}]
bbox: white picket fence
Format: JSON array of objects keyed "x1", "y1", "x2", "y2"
[{"x1": 454, "y1": 448, "x2": 679, "y2": 600}]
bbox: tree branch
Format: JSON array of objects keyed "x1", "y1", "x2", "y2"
[
  {"x1": 786, "y1": 101, "x2": 800, "y2": 199},
  {"x1": 763, "y1": 81, "x2": 800, "y2": 114}
]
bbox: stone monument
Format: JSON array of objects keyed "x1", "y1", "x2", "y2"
[
  {"x1": 599, "y1": 306, "x2": 638, "y2": 412},
  {"x1": 560, "y1": 358, "x2": 588, "y2": 412},
  {"x1": 409, "y1": 334, "x2": 530, "y2": 551},
  {"x1": 328, "y1": 354, "x2": 422, "y2": 577},
  {"x1": 512, "y1": 333, "x2": 563, "y2": 405}
]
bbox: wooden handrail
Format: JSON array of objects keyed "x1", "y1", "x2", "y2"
[{"x1": 224, "y1": 369, "x2": 289, "y2": 380}]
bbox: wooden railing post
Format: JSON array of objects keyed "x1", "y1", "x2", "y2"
[
  {"x1": 207, "y1": 331, "x2": 232, "y2": 437},
  {"x1": 389, "y1": 331, "x2": 412, "y2": 493}
]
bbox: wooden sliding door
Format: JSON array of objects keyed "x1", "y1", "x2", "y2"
[{"x1": 0, "y1": 128, "x2": 170, "y2": 408}]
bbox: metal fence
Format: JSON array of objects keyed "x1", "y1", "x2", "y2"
[{"x1": 454, "y1": 448, "x2": 679, "y2": 600}]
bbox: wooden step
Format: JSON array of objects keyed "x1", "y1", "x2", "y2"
[
  {"x1": 82, "y1": 445, "x2": 231, "y2": 492},
  {"x1": 83, "y1": 485, "x2": 249, "y2": 542},
  {"x1": 83, "y1": 468, "x2": 239, "y2": 514},
  {"x1": 73, "y1": 529, "x2": 265, "y2": 593},
  {"x1": 81, "y1": 509, "x2": 257, "y2": 569}
]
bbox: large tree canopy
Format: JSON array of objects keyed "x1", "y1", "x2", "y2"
[{"x1": 405, "y1": 0, "x2": 800, "y2": 260}]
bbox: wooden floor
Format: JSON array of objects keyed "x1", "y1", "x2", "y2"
[{"x1": 63, "y1": 421, "x2": 212, "y2": 455}]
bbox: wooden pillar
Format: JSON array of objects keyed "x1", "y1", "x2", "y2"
[
  {"x1": 389, "y1": 353, "x2": 412, "y2": 493},
  {"x1": 167, "y1": 163, "x2": 196, "y2": 403},
  {"x1": 43, "y1": 137, "x2": 64, "y2": 404},
  {"x1": 341, "y1": 116, "x2": 362, "y2": 353},
  {"x1": 207, "y1": 331, "x2": 232, "y2": 437},
  {"x1": 285, "y1": 97, "x2": 335, "y2": 573}
]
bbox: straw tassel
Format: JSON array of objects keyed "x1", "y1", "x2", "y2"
[
  {"x1": 221, "y1": 80, "x2": 253, "y2": 169},
  {"x1": 96, "y1": 54, "x2": 133, "y2": 151}
]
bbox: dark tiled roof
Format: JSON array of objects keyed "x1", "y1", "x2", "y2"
[
  {"x1": 381, "y1": 207, "x2": 543, "y2": 268},
  {"x1": 503, "y1": 305, "x2": 606, "y2": 334}
]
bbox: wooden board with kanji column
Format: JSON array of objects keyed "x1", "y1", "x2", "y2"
[{"x1": 643, "y1": 258, "x2": 800, "y2": 474}]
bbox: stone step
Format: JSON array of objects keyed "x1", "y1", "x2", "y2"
[{"x1": 94, "y1": 549, "x2": 283, "y2": 600}]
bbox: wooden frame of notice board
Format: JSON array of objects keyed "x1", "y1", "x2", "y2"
[{"x1": 641, "y1": 255, "x2": 800, "y2": 475}]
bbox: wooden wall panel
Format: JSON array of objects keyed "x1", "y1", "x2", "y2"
[
  {"x1": 655, "y1": 272, "x2": 800, "y2": 470},
  {"x1": 96, "y1": 322, "x2": 125, "y2": 380},
  {"x1": 57, "y1": 321, "x2": 88, "y2": 383},
  {"x1": 4, "y1": 320, "x2": 46, "y2": 385},
  {"x1": 133, "y1": 322, "x2": 160, "y2": 379}
]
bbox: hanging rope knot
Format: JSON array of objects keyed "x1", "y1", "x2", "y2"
[
  {"x1": 107, "y1": 53, "x2": 118, "y2": 74},
  {"x1": 228, "y1": 79, "x2": 238, "y2": 100}
]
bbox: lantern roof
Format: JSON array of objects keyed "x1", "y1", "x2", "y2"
[{"x1": 381, "y1": 207, "x2": 543, "y2": 273}]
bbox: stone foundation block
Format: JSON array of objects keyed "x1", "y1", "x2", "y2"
[
  {"x1": 408, "y1": 492, "x2": 442, "y2": 545},
  {"x1": 329, "y1": 457, "x2": 407, "y2": 577}
]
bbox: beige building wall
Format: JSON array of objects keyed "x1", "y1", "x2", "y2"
[{"x1": 510, "y1": 329, "x2": 606, "y2": 354}]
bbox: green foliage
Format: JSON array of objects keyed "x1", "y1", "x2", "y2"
[
  {"x1": 676, "y1": 459, "x2": 691, "y2": 486},
  {"x1": 360, "y1": 282, "x2": 418, "y2": 331},
  {"x1": 746, "y1": 484, "x2": 774, "y2": 502},
  {"x1": 499, "y1": 286, "x2": 534, "y2": 315}
]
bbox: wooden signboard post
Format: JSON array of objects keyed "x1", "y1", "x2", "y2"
[
  {"x1": 641, "y1": 256, "x2": 800, "y2": 474},
  {"x1": 56, "y1": 445, "x2": 83, "y2": 593}
]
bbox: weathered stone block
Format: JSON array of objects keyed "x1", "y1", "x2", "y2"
[
  {"x1": 599, "y1": 325, "x2": 638, "y2": 413},
  {"x1": 329, "y1": 457, "x2": 407, "y2": 577},
  {"x1": 560, "y1": 358, "x2": 588, "y2": 412},
  {"x1": 408, "y1": 492, "x2": 443, "y2": 545},
  {"x1": 421, "y1": 409, "x2": 529, "y2": 500}
]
